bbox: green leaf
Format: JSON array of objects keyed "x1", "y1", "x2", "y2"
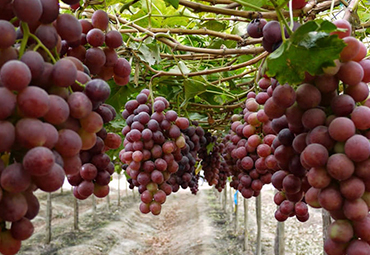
[
  {"x1": 130, "y1": 9, "x2": 148, "y2": 27},
  {"x1": 162, "y1": 16, "x2": 189, "y2": 27},
  {"x1": 237, "y1": 54, "x2": 254, "y2": 64},
  {"x1": 137, "y1": 44, "x2": 161, "y2": 66},
  {"x1": 153, "y1": 80, "x2": 183, "y2": 101},
  {"x1": 189, "y1": 112, "x2": 208, "y2": 122},
  {"x1": 164, "y1": 0, "x2": 179, "y2": 9},
  {"x1": 168, "y1": 61, "x2": 190, "y2": 74},
  {"x1": 109, "y1": 118, "x2": 126, "y2": 130},
  {"x1": 206, "y1": 142, "x2": 214, "y2": 154},
  {"x1": 182, "y1": 79, "x2": 206, "y2": 107},
  {"x1": 265, "y1": 20, "x2": 346, "y2": 85},
  {"x1": 106, "y1": 81, "x2": 141, "y2": 112},
  {"x1": 208, "y1": 39, "x2": 236, "y2": 49},
  {"x1": 202, "y1": 20, "x2": 226, "y2": 32},
  {"x1": 235, "y1": 0, "x2": 286, "y2": 11}
]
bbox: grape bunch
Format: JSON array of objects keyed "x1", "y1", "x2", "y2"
[
  {"x1": 262, "y1": 19, "x2": 370, "y2": 254},
  {"x1": 0, "y1": 4, "x2": 125, "y2": 255},
  {"x1": 167, "y1": 123, "x2": 206, "y2": 195},
  {"x1": 198, "y1": 132, "x2": 231, "y2": 192},
  {"x1": 119, "y1": 89, "x2": 192, "y2": 215},
  {"x1": 247, "y1": 18, "x2": 300, "y2": 53},
  {"x1": 0, "y1": 60, "x2": 119, "y2": 255},
  {"x1": 220, "y1": 87, "x2": 278, "y2": 200},
  {"x1": 218, "y1": 76, "x2": 312, "y2": 221},
  {"x1": 253, "y1": 80, "x2": 312, "y2": 222},
  {"x1": 61, "y1": 10, "x2": 131, "y2": 86},
  {"x1": 67, "y1": 105, "x2": 122, "y2": 201}
]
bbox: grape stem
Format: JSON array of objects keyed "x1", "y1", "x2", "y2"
[
  {"x1": 18, "y1": 20, "x2": 57, "y2": 64},
  {"x1": 270, "y1": 0, "x2": 293, "y2": 38},
  {"x1": 87, "y1": 8, "x2": 264, "y2": 55},
  {"x1": 127, "y1": 28, "x2": 244, "y2": 41},
  {"x1": 211, "y1": 68, "x2": 257, "y2": 85},
  {"x1": 177, "y1": 0, "x2": 298, "y2": 20},
  {"x1": 119, "y1": 0, "x2": 140, "y2": 13},
  {"x1": 29, "y1": 34, "x2": 57, "y2": 64},
  {"x1": 254, "y1": 56, "x2": 266, "y2": 85},
  {"x1": 149, "y1": 72, "x2": 163, "y2": 113},
  {"x1": 229, "y1": 0, "x2": 269, "y2": 12},
  {"x1": 130, "y1": 50, "x2": 268, "y2": 78},
  {"x1": 343, "y1": 0, "x2": 361, "y2": 21},
  {"x1": 19, "y1": 22, "x2": 31, "y2": 58},
  {"x1": 74, "y1": 80, "x2": 85, "y2": 88},
  {"x1": 188, "y1": 101, "x2": 244, "y2": 109},
  {"x1": 169, "y1": 47, "x2": 187, "y2": 78},
  {"x1": 9, "y1": 16, "x2": 18, "y2": 24}
]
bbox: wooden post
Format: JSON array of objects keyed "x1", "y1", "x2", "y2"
[
  {"x1": 234, "y1": 191, "x2": 239, "y2": 234},
  {"x1": 45, "y1": 193, "x2": 52, "y2": 244},
  {"x1": 106, "y1": 192, "x2": 111, "y2": 211},
  {"x1": 118, "y1": 173, "x2": 121, "y2": 207},
  {"x1": 219, "y1": 188, "x2": 222, "y2": 205},
  {"x1": 243, "y1": 198, "x2": 249, "y2": 251},
  {"x1": 219, "y1": 189, "x2": 222, "y2": 204},
  {"x1": 229, "y1": 184, "x2": 233, "y2": 222},
  {"x1": 274, "y1": 222, "x2": 285, "y2": 255},
  {"x1": 322, "y1": 209, "x2": 331, "y2": 255},
  {"x1": 125, "y1": 176, "x2": 128, "y2": 196},
  {"x1": 92, "y1": 195, "x2": 96, "y2": 222},
  {"x1": 256, "y1": 195, "x2": 262, "y2": 255},
  {"x1": 73, "y1": 196, "x2": 79, "y2": 230},
  {"x1": 223, "y1": 183, "x2": 227, "y2": 212},
  {"x1": 274, "y1": 189, "x2": 285, "y2": 255}
]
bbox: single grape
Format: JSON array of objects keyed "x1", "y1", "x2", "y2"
[
  {"x1": 13, "y1": 0, "x2": 42, "y2": 23},
  {"x1": 0, "y1": 60, "x2": 31, "y2": 91},
  {"x1": 17, "y1": 86, "x2": 50, "y2": 118},
  {"x1": 0, "y1": 20, "x2": 16, "y2": 49},
  {"x1": 91, "y1": 10, "x2": 109, "y2": 31},
  {"x1": 51, "y1": 58, "x2": 78, "y2": 88},
  {"x1": 34, "y1": 24, "x2": 59, "y2": 50},
  {"x1": 247, "y1": 18, "x2": 267, "y2": 38},
  {"x1": 39, "y1": 0, "x2": 59, "y2": 24},
  {"x1": 113, "y1": 58, "x2": 131, "y2": 77},
  {"x1": 105, "y1": 30, "x2": 123, "y2": 48},
  {"x1": 56, "y1": 14, "x2": 82, "y2": 43}
]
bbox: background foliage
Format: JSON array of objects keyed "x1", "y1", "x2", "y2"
[{"x1": 70, "y1": 0, "x2": 370, "y2": 132}]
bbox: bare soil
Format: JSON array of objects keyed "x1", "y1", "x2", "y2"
[{"x1": 17, "y1": 176, "x2": 324, "y2": 255}]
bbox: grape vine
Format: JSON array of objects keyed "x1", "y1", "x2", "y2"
[
  {"x1": 0, "y1": 4, "x2": 125, "y2": 254},
  {"x1": 0, "y1": 0, "x2": 370, "y2": 254}
]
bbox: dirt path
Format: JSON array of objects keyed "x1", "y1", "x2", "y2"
[
  {"x1": 18, "y1": 177, "x2": 324, "y2": 255},
  {"x1": 18, "y1": 186, "x2": 238, "y2": 255},
  {"x1": 108, "y1": 190, "x2": 224, "y2": 255}
]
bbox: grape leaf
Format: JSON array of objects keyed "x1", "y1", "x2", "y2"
[
  {"x1": 106, "y1": 81, "x2": 140, "y2": 112},
  {"x1": 164, "y1": 0, "x2": 179, "y2": 9},
  {"x1": 202, "y1": 20, "x2": 226, "y2": 32},
  {"x1": 235, "y1": 0, "x2": 286, "y2": 11},
  {"x1": 137, "y1": 44, "x2": 160, "y2": 66},
  {"x1": 182, "y1": 79, "x2": 206, "y2": 107},
  {"x1": 168, "y1": 61, "x2": 190, "y2": 74},
  {"x1": 206, "y1": 142, "x2": 214, "y2": 154},
  {"x1": 265, "y1": 20, "x2": 346, "y2": 85}
]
